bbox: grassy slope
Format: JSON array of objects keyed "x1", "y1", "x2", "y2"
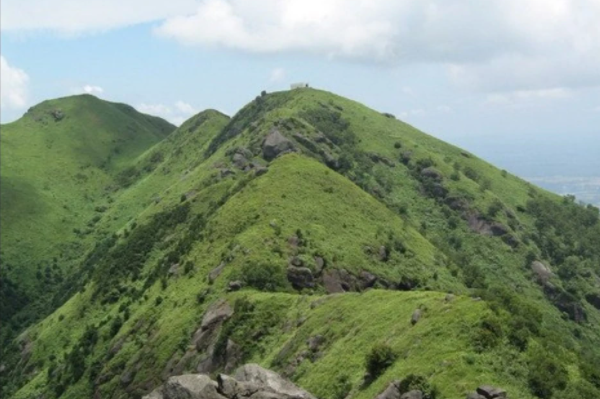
[
  {"x1": 0, "y1": 95, "x2": 174, "y2": 286},
  {"x1": 3, "y1": 89, "x2": 599, "y2": 399},
  {"x1": 0, "y1": 94, "x2": 176, "y2": 326}
]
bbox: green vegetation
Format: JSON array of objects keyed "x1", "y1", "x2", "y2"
[{"x1": 1, "y1": 89, "x2": 599, "y2": 399}]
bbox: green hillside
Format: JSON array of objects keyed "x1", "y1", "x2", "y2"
[
  {"x1": 0, "y1": 94, "x2": 176, "y2": 330},
  {"x1": 1, "y1": 89, "x2": 599, "y2": 399}
]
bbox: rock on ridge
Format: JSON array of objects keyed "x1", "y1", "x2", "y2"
[{"x1": 143, "y1": 364, "x2": 316, "y2": 399}]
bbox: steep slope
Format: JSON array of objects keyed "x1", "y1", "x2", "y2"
[
  {"x1": 2, "y1": 89, "x2": 599, "y2": 399},
  {"x1": 0, "y1": 94, "x2": 175, "y2": 330}
]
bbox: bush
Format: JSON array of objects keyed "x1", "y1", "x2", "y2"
[
  {"x1": 365, "y1": 343, "x2": 397, "y2": 380},
  {"x1": 528, "y1": 350, "x2": 568, "y2": 398},
  {"x1": 241, "y1": 262, "x2": 288, "y2": 292},
  {"x1": 332, "y1": 374, "x2": 352, "y2": 399},
  {"x1": 473, "y1": 315, "x2": 503, "y2": 352}
]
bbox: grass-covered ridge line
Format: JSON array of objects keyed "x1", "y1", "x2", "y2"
[{"x1": 1, "y1": 88, "x2": 599, "y2": 399}]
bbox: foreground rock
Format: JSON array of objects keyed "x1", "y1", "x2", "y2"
[{"x1": 143, "y1": 364, "x2": 316, "y2": 399}]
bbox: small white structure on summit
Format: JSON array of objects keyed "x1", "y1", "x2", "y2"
[{"x1": 290, "y1": 82, "x2": 309, "y2": 89}]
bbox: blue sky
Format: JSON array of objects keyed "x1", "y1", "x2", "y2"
[{"x1": 2, "y1": 0, "x2": 600, "y2": 154}]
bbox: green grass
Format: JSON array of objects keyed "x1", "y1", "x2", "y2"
[{"x1": 2, "y1": 88, "x2": 599, "y2": 399}]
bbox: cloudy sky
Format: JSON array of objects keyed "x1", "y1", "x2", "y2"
[{"x1": 2, "y1": 0, "x2": 600, "y2": 152}]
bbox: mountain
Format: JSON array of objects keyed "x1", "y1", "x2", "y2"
[
  {"x1": 0, "y1": 94, "x2": 176, "y2": 329},
  {"x1": 1, "y1": 89, "x2": 599, "y2": 399}
]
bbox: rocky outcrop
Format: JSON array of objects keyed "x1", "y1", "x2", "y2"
[
  {"x1": 322, "y1": 269, "x2": 356, "y2": 293},
  {"x1": 530, "y1": 261, "x2": 552, "y2": 283},
  {"x1": 369, "y1": 153, "x2": 396, "y2": 167},
  {"x1": 586, "y1": 292, "x2": 600, "y2": 310},
  {"x1": 467, "y1": 385, "x2": 508, "y2": 399},
  {"x1": 420, "y1": 167, "x2": 443, "y2": 181},
  {"x1": 262, "y1": 130, "x2": 295, "y2": 161},
  {"x1": 163, "y1": 299, "x2": 236, "y2": 378},
  {"x1": 209, "y1": 262, "x2": 226, "y2": 283},
  {"x1": 411, "y1": 309, "x2": 422, "y2": 325},
  {"x1": 144, "y1": 364, "x2": 316, "y2": 399},
  {"x1": 287, "y1": 266, "x2": 315, "y2": 290}
]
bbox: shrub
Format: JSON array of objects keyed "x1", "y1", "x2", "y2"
[
  {"x1": 332, "y1": 374, "x2": 352, "y2": 399},
  {"x1": 109, "y1": 316, "x2": 123, "y2": 337},
  {"x1": 473, "y1": 315, "x2": 503, "y2": 352},
  {"x1": 241, "y1": 262, "x2": 288, "y2": 292},
  {"x1": 365, "y1": 343, "x2": 397, "y2": 380},
  {"x1": 463, "y1": 167, "x2": 479, "y2": 182},
  {"x1": 528, "y1": 350, "x2": 568, "y2": 398}
]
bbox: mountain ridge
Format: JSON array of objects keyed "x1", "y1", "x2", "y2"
[{"x1": 1, "y1": 88, "x2": 599, "y2": 399}]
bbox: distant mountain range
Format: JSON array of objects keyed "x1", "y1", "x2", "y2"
[{"x1": 449, "y1": 133, "x2": 600, "y2": 206}]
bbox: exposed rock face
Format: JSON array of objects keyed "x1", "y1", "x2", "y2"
[
  {"x1": 420, "y1": 167, "x2": 443, "y2": 181},
  {"x1": 262, "y1": 130, "x2": 295, "y2": 161},
  {"x1": 322, "y1": 269, "x2": 356, "y2": 293},
  {"x1": 531, "y1": 261, "x2": 552, "y2": 283},
  {"x1": 314, "y1": 256, "x2": 325, "y2": 274},
  {"x1": 375, "y1": 381, "x2": 402, "y2": 399},
  {"x1": 467, "y1": 214, "x2": 511, "y2": 239},
  {"x1": 586, "y1": 292, "x2": 600, "y2": 310},
  {"x1": 475, "y1": 385, "x2": 507, "y2": 399},
  {"x1": 411, "y1": 309, "x2": 422, "y2": 325},
  {"x1": 146, "y1": 364, "x2": 317, "y2": 399},
  {"x1": 374, "y1": 381, "x2": 424, "y2": 399},
  {"x1": 287, "y1": 266, "x2": 315, "y2": 290},
  {"x1": 228, "y1": 281, "x2": 243, "y2": 292},
  {"x1": 200, "y1": 300, "x2": 233, "y2": 331},
  {"x1": 220, "y1": 169, "x2": 235, "y2": 178},
  {"x1": 232, "y1": 153, "x2": 248, "y2": 169},
  {"x1": 379, "y1": 245, "x2": 389, "y2": 262},
  {"x1": 234, "y1": 364, "x2": 316, "y2": 399},
  {"x1": 400, "y1": 391, "x2": 423, "y2": 399},
  {"x1": 369, "y1": 153, "x2": 396, "y2": 167},
  {"x1": 254, "y1": 166, "x2": 269, "y2": 177},
  {"x1": 209, "y1": 262, "x2": 226, "y2": 283}
]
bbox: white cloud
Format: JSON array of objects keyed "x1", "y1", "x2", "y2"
[
  {"x1": 1, "y1": 0, "x2": 198, "y2": 33},
  {"x1": 485, "y1": 88, "x2": 572, "y2": 107},
  {"x1": 83, "y1": 85, "x2": 104, "y2": 94},
  {"x1": 137, "y1": 101, "x2": 197, "y2": 126},
  {"x1": 0, "y1": 55, "x2": 30, "y2": 109},
  {"x1": 3, "y1": 0, "x2": 600, "y2": 95},
  {"x1": 436, "y1": 105, "x2": 452, "y2": 113},
  {"x1": 400, "y1": 109, "x2": 425, "y2": 119},
  {"x1": 154, "y1": 0, "x2": 600, "y2": 92},
  {"x1": 269, "y1": 68, "x2": 286, "y2": 83}
]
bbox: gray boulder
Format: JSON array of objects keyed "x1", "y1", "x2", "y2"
[
  {"x1": 531, "y1": 261, "x2": 552, "y2": 283},
  {"x1": 262, "y1": 130, "x2": 295, "y2": 161},
  {"x1": 146, "y1": 374, "x2": 222, "y2": 399},
  {"x1": 234, "y1": 364, "x2": 317, "y2": 399},
  {"x1": 400, "y1": 391, "x2": 423, "y2": 399},
  {"x1": 232, "y1": 153, "x2": 248, "y2": 169},
  {"x1": 209, "y1": 262, "x2": 226, "y2": 283},
  {"x1": 476, "y1": 385, "x2": 507, "y2": 399},
  {"x1": 201, "y1": 300, "x2": 233, "y2": 331},
  {"x1": 375, "y1": 381, "x2": 401, "y2": 399},
  {"x1": 420, "y1": 167, "x2": 443, "y2": 181},
  {"x1": 254, "y1": 166, "x2": 269, "y2": 176},
  {"x1": 145, "y1": 364, "x2": 317, "y2": 399},
  {"x1": 411, "y1": 309, "x2": 422, "y2": 325},
  {"x1": 287, "y1": 267, "x2": 315, "y2": 290}
]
